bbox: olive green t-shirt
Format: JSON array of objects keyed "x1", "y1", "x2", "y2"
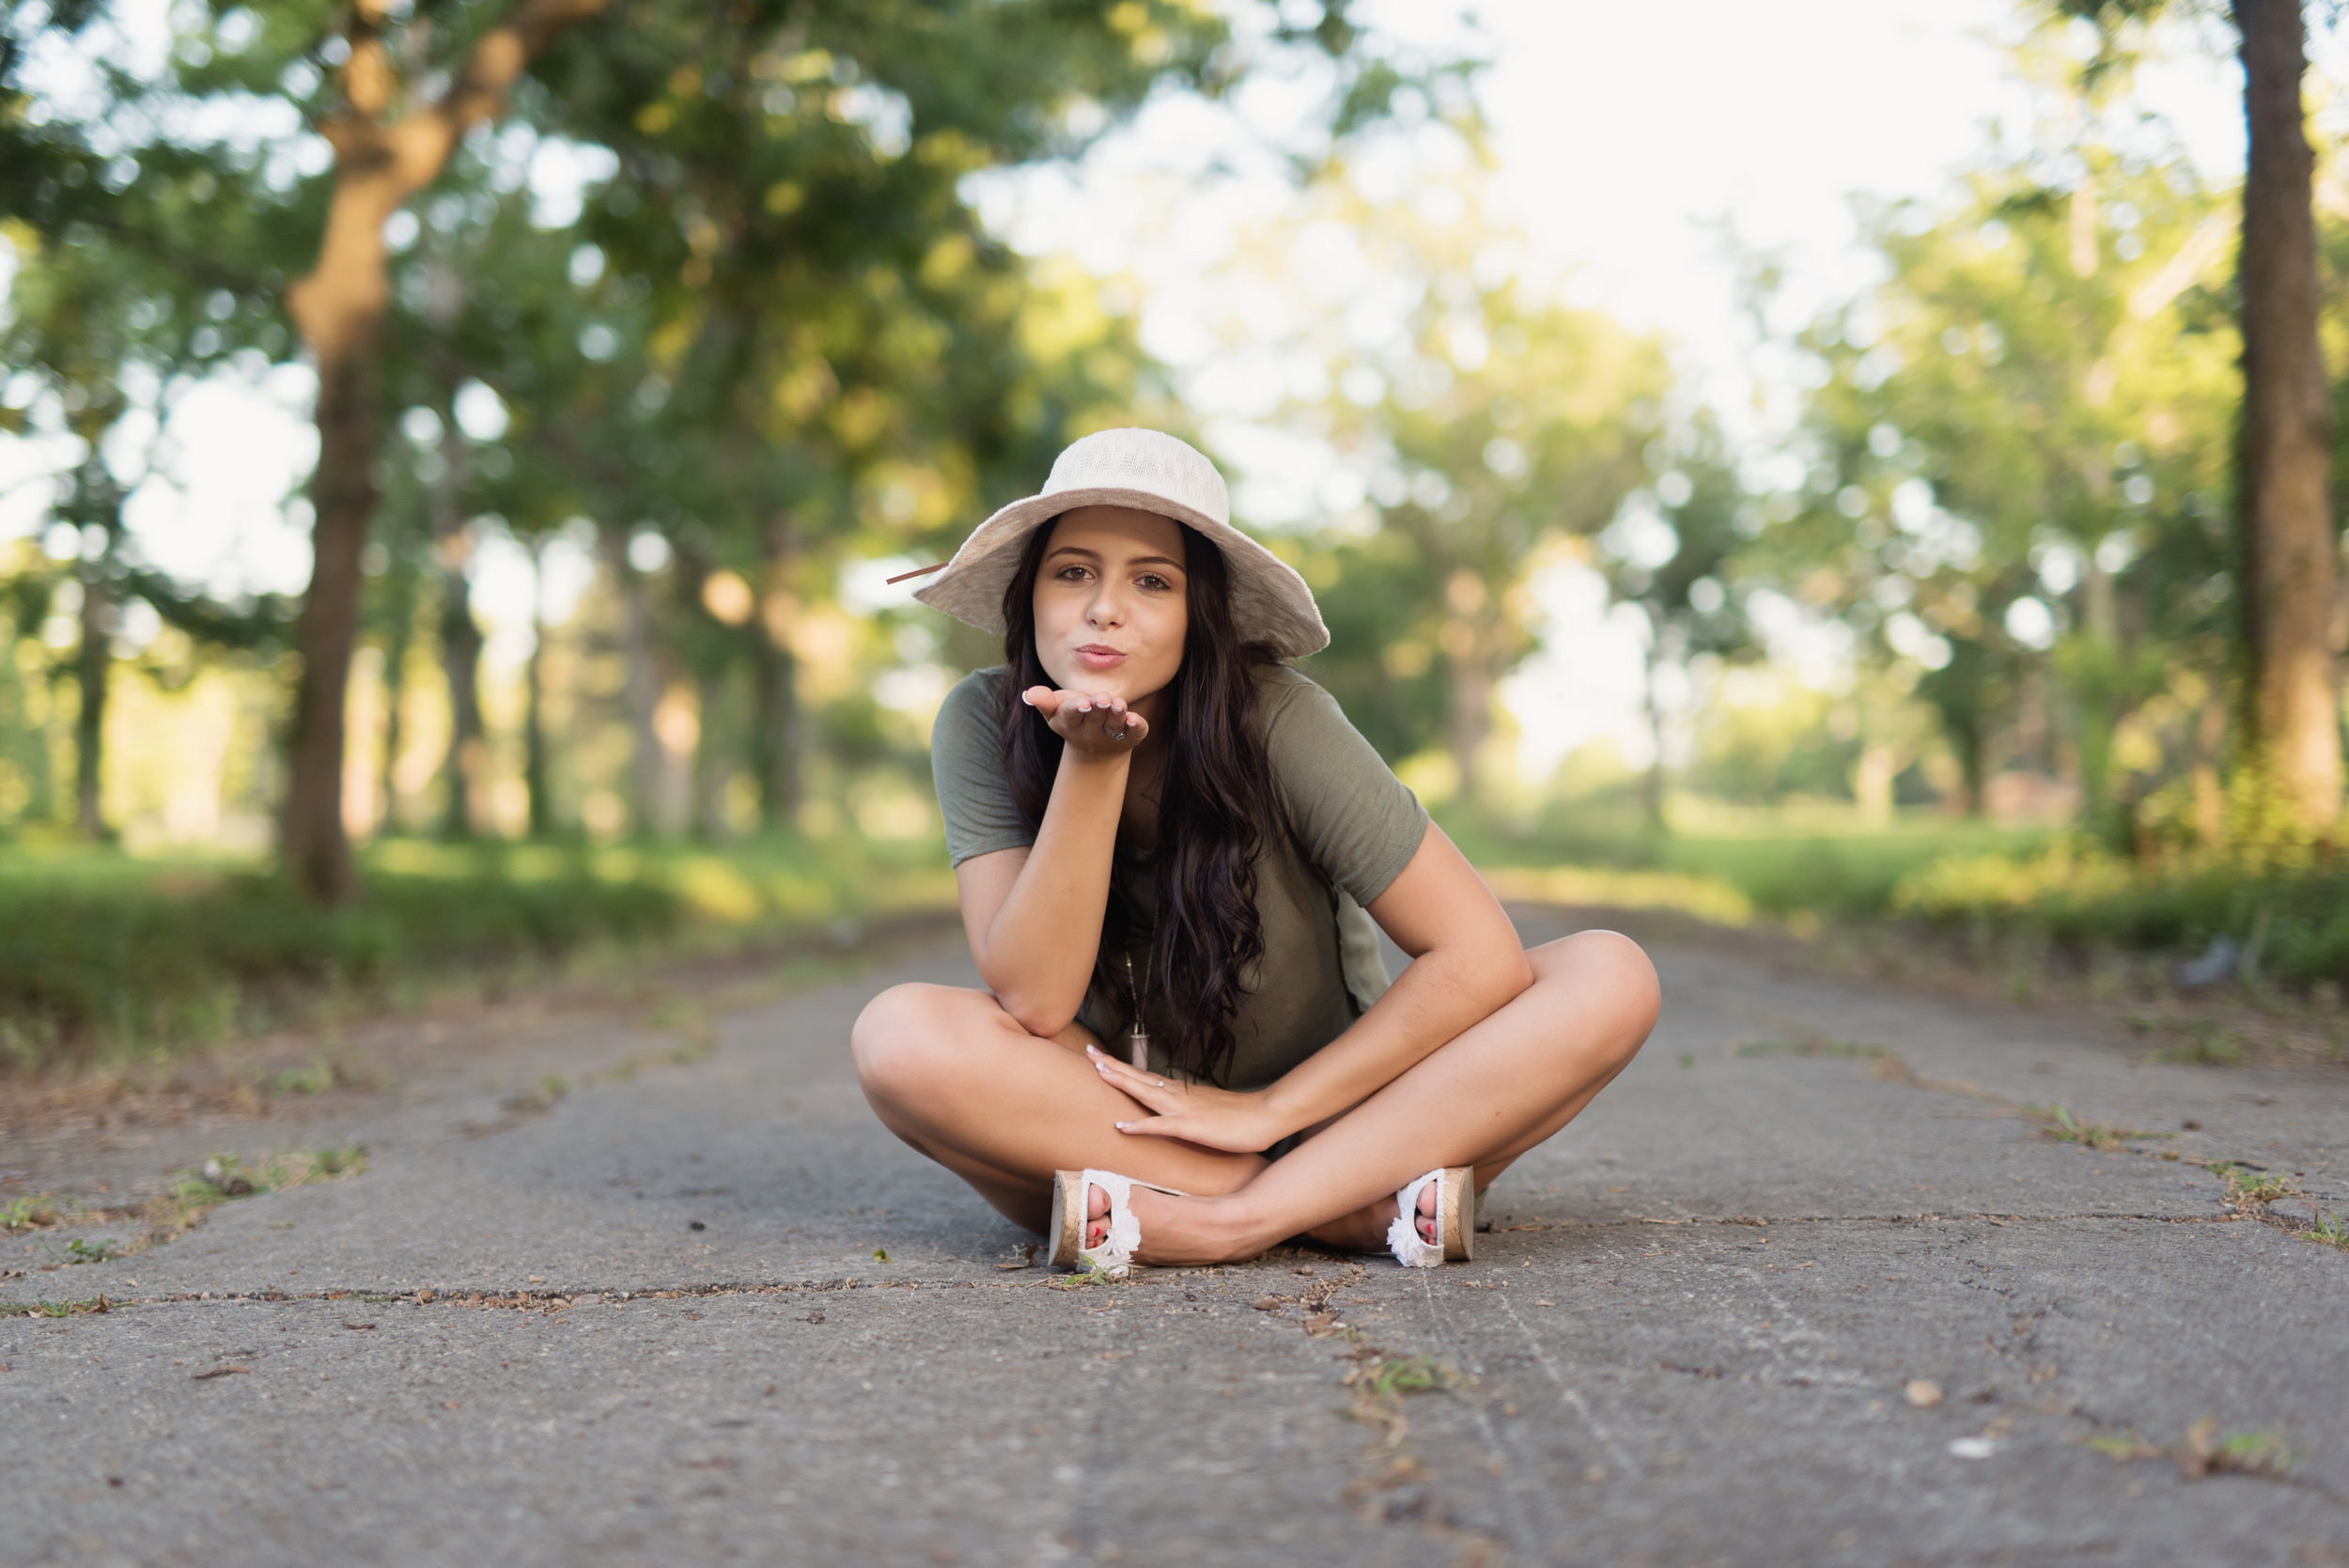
[{"x1": 930, "y1": 663, "x2": 1429, "y2": 1092}]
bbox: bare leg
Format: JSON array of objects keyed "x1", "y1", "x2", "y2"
[
  {"x1": 1120, "y1": 929, "x2": 1659, "y2": 1264},
  {"x1": 853, "y1": 929, "x2": 1658, "y2": 1263},
  {"x1": 850, "y1": 984, "x2": 1266, "y2": 1234}
]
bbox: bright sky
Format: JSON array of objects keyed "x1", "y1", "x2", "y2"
[{"x1": 0, "y1": 0, "x2": 2283, "y2": 784}]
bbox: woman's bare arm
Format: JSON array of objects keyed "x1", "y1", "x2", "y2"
[
  {"x1": 1090, "y1": 822, "x2": 1532, "y2": 1150},
  {"x1": 955, "y1": 689, "x2": 1144, "y2": 1037}
]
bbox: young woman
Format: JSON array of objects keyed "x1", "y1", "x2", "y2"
[{"x1": 853, "y1": 428, "x2": 1659, "y2": 1273}]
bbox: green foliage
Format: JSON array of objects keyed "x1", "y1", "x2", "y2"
[
  {"x1": 1266, "y1": 152, "x2": 1670, "y2": 800},
  {"x1": 1756, "y1": 127, "x2": 2239, "y2": 832}
]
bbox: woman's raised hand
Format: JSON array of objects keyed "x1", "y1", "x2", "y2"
[
  {"x1": 1023, "y1": 685, "x2": 1149, "y2": 757},
  {"x1": 1084, "y1": 1043, "x2": 1287, "y2": 1154}
]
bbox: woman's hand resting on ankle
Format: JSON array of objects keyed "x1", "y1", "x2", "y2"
[{"x1": 1085, "y1": 1042, "x2": 1288, "y2": 1153}]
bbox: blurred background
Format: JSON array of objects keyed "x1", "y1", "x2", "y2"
[{"x1": 6, "y1": 0, "x2": 2349, "y2": 1072}]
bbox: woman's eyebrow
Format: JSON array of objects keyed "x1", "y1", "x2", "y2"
[{"x1": 1126, "y1": 554, "x2": 1185, "y2": 570}]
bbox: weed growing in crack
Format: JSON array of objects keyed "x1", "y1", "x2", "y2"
[
  {"x1": 0, "y1": 1295, "x2": 111, "y2": 1317},
  {"x1": 649, "y1": 1000, "x2": 716, "y2": 1063},
  {"x1": 2305, "y1": 1209, "x2": 2349, "y2": 1251},
  {"x1": 2029, "y1": 1104, "x2": 2167, "y2": 1151},
  {"x1": 1343, "y1": 1354, "x2": 1461, "y2": 1448},
  {"x1": 2086, "y1": 1420, "x2": 2297, "y2": 1478},
  {"x1": 1, "y1": 1195, "x2": 70, "y2": 1233},
  {"x1": 1735, "y1": 1036, "x2": 1889, "y2": 1060},
  {"x1": 2204, "y1": 1161, "x2": 2296, "y2": 1206},
  {"x1": 2180, "y1": 1419, "x2": 2295, "y2": 1479},
  {"x1": 1044, "y1": 1266, "x2": 1116, "y2": 1291},
  {"x1": 142, "y1": 1146, "x2": 369, "y2": 1249},
  {"x1": 501, "y1": 1074, "x2": 568, "y2": 1114},
  {"x1": 271, "y1": 1055, "x2": 337, "y2": 1094},
  {"x1": 2154, "y1": 1020, "x2": 2248, "y2": 1065}
]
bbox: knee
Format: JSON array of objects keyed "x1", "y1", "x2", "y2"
[
  {"x1": 850, "y1": 983, "x2": 967, "y2": 1110},
  {"x1": 1542, "y1": 929, "x2": 1661, "y2": 1061}
]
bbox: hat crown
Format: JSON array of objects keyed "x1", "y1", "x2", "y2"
[{"x1": 1041, "y1": 428, "x2": 1228, "y2": 526}]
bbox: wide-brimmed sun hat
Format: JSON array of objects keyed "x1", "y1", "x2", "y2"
[{"x1": 903, "y1": 427, "x2": 1330, "y2": 659}]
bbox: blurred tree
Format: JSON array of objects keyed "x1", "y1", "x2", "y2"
[
  {"x1": 533, "y1": 0, "x2": 1426, "y2": 832},
  {"x1": 1591, "y1": 414, "x2": 1753, "y2": 829},
  {"x1": 2051, "y1": 0, "x2": 2342, "y2": 837},
  {"x1": 1, "y1": 161, "x2": 293, "y2": 841},
  {"x1": 1764, "y1": 138, "x2": 2237, "y2": 834},
  {"x1": 275, "y1": 0, "x2": 610, "y2": 898},
  {"x1": 1293, "y1": 187, "x2": 1668, "y2": 803}
]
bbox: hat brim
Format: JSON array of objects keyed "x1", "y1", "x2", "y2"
[{"x1": 910, "y1": 486, "x2": 1330, "y2": 660}]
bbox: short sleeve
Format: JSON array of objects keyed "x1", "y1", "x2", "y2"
[
  {"x1": 1259, "y1": 670, "x2": 1430, "y2": 907},
  {"x1": 931, "y1": 668, "x2": 1035, "y2": 867}
]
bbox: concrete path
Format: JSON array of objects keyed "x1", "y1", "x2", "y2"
[{"x1": 6, "y1": 908, "x2": 2346, "y2": 1567}]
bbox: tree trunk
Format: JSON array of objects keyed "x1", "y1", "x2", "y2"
[
  {"x1": 1639, "y1": 621, "x2": 1668, "y2": 832},
  {"x1": 599, "y1": 523, "x2": 666, "y2": 836},
  {"x1": 439, "y1": 550, "x2": 487, "y2": 838},
  {"x1": 376, "y1": 550, "x2": 416, "y2": 834},
  {"x1": 692, "y1": 667, "x2": 731, "y2": 840},
  {"x1": 524, "y1": 536, "x2": 554, "y2": 837},
  {"x1": 2234, "y1": 0, "x2": 2342, "y2": 834},
  {"x1": 276, "y1": 0, "x2": 612, "y2": 901},
  {"x1": 280, "y1": 320, "x2": 378, "y2": 900},
  {"x1": 754, "y1": 513, "x2": 802, "y2": 829},
  {"x1": 72, "y1": 538, "x2": 113, "y2": 842},
  {"x1": 2192, "y1": 682, "x2": 2229, "y2": 846}
]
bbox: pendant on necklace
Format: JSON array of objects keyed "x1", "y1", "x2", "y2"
[{"x1": 1128, "y1": 1024, "x2": 1148, "y2": 1071}]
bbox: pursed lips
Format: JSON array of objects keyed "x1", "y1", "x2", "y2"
[{"x1": 1075, "y1": 643, "x2": 1128, "y2": 666}]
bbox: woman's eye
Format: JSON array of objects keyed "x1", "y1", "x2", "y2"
[
  {"x1": 1137, "y1": 573, "x2": 1173, "y2": 592},
  {"x1": 1055, "y1": 566, "x2": 1090, "y2": 582}
]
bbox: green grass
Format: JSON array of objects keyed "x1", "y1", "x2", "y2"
[
  {"x1": 1895, "y1": 843, "x2": 2349, "y2": 992},
  {"x1": 0, "y1": 831, "x2": 956, "y2": 1075},
  {"x1": 1440, "y1": 802, "x2": 2049, "y2": 922},
  {"x1": 1455, "y1": 796, "x2": 2349, "y2": 1001}
]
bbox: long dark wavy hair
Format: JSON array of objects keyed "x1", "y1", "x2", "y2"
[{"x1": 1000, "y1": 517, "x2": 1281, "y2": 1085}]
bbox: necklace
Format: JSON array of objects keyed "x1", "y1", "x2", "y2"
[{"x1": 1124, "y1": 946, "x2": 1150, "y2": 1069}]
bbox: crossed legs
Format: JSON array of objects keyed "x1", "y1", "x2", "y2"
[{"x1": 850, "y1": 929, "x2": 1660, "y2": 1265}]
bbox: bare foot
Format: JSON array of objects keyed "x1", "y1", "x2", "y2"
[
  {"x1": 1077, "y1": 1183, "x2": 1252, "y2": 1265},
  {"x1": 1081, "y1": 1178, "x2": 1441, "y2": 1265}
]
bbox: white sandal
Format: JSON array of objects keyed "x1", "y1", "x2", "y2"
[
  {"x1": 1388, "y1": 1166, "x2": 1475, "y2": 1267},
  {"x1": 1046, "y1": 1169, "x2": 1190, "y2": 1279}
]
